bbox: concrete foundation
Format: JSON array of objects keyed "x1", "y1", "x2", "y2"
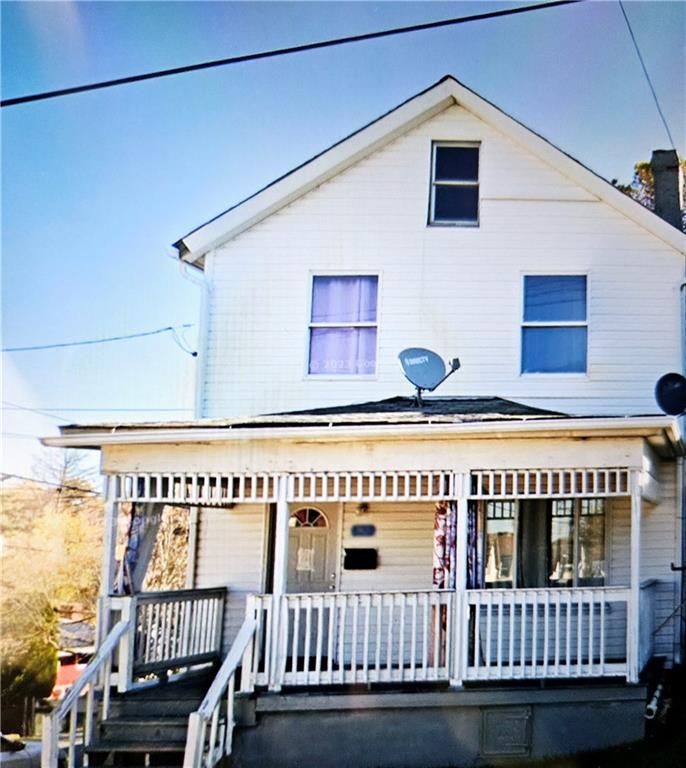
[{"x1": 231, "y1": 683, "x2": 647, "y2": 768}]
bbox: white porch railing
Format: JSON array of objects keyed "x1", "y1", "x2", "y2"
[
  {"x1": 241, "y1": 587, "x2": 632, "y2": 692},
  {"x1": 109, "y1": 587, "x2": 226, "y2": 689},
  {"x1": 462, "y1": 587, "x2": 630, "y2": 681},
  {"x1": 41, "y1": 620, "x2": 130, "y2": 768},
  {"x1": 41, "y1": 588, "x2": 228, "y2": 768},
  {"x1": 245, "y1": 590, "x2": 453, "y2": 689},
  {"x1": 183, "y1": 617, "x2": 257, "y2": 768}
]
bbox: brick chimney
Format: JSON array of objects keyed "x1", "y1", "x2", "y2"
[{"x1": 650, "y1": 149, "x2": 683, "y2": 230}]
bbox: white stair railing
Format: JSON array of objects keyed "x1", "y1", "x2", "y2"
[
  {"x1": 183, "y1": 616, "x2": 257, "y2": 768},
  {"x1": 41, "y1": 619, "x2": 130, "y2": 768}
]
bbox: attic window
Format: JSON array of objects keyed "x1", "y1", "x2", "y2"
[{"x1": 429, "y1": 142, "x2": 479, "y2": 226}]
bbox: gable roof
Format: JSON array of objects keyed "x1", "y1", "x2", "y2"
[{"x1": 174, "y1": 75, "x2": 685, "y2": 264}]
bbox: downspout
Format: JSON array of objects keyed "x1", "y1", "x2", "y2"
[{"x1": 179, "y1": 255, "x2": 211, "y2": 419}]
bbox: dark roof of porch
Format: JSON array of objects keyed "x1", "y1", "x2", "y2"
[
  {"x1": 274, "y1": 396, "x2": 565, "y2": 421},
  {"x1": 58, "y1": 396, "x2": 567, "y2": 433}
]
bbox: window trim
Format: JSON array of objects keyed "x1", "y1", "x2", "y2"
[
  {"x1": 428, "y1": 141, "x2": 480, "y2": 227},
  {"x1": 520, "y1": 272, "x2": 589, "y2": 376},
  {"x1": 305, "y1": 272, "x2": 380, "y2": 379}
]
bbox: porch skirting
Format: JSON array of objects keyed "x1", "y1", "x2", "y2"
[{"x1": 231, "y1": 683, "x2": 647, "y2": 768}]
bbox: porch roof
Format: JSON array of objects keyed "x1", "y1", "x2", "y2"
[
  {"x1": 53, "y1": 396, "x2": 562, "y2": 435},
  {"x1": 41, "y1": 395, "x2": 683, "y2": 457}
]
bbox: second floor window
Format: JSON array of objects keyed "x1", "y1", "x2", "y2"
[
  {"x1": 429, "y1": 142, "x2": 479, "y2": 225},
  {"x1": 521, "y1": 275, "x2": 587, "y2": 373},
  {"x1": 308, "y1": 275, "x2": 378, "y2": 375}
]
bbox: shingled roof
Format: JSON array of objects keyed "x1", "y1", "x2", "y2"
[{"x1": 275, "y1": 396, "x2": 565, "y2": 422}]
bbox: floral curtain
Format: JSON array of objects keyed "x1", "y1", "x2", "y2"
[
  {"x1": 432, "y1": 500, "x2": 457, "y2": 589},
  {"x1": 467, "y1": 501, "x2": 483, "y2": 589},
  {"x1": 115, "y1": 502, "x2": 161, "y2": 594}
]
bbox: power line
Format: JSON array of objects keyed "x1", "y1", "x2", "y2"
[
  {"x1": 0, "y1": 472, "x2": 101, "y2": 495},
  {"x1": 2, "y1": 402, "x2": 192, "y2": 415},
  {"x1": 2, "y1": 400, "x2": 71, "y2": 422},
  {"x1": 618, "y1": 1, "x2": 676, "y2": 151},
  {"x1": 2, "y1": 323, "x2": 194, "y2": 353},
  {"x1": 1, "y1": 1, "x2": 581, "y2": 108}
]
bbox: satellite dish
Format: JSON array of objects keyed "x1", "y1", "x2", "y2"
[
  {"x1": 399, "y1": 348, "x2": 446, "y2": 390},
  {"x1": 655, "y1": 372, "x2": 686, "y2": 416},
  {"x1": 398, "y1": 348, "x2": 460, "y2": 405}
]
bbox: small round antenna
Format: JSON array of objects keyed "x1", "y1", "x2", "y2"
[
  {"x1": 398, "y1": 348, "x2": 460, "y2": 406},
  {"x1": 655, "y1": 372, "x2": 686, "y2": 416}
]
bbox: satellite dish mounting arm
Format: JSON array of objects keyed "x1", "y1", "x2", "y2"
[{"x1": 414, "y1": 358, "x2": 461, "y2": 406}]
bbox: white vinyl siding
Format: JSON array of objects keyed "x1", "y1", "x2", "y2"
[
  {"x1": 200, "y1": 103, "x2": 682, "y2": 418},
  {"x1": 339, "y1": 502, "x2": 435, "y2": 593},
  {"x1": 193, "y1": 504, "x2": 265, "y2": 650}
]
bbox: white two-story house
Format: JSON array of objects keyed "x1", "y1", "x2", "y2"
[{"x1": 43, "y1": 76, "x2": 685, "y2": 768}]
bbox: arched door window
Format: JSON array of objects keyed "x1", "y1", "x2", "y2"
[{"x1": 289, "y1": 507, "x2": 328, "y2": 528}]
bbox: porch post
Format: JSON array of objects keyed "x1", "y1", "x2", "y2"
[
  {"x1": 628, "y1": 471, "x2": 642, "y2": 683},
  {"x1": 451, "y1": 473, "x2": 469, "y2": 687},
  {"x1": 269, "y1": 474, "x2": 290, "y2": 690},
  {"x1": 96, "y1": 476, "x2": 119, "y2": 647}
]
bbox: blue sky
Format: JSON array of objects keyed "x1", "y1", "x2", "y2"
[{"x1": 2, "y1": 0, "x2": 684, "y2": 479}]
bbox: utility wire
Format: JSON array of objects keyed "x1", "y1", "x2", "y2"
[
  {"x1": 2, "y1": 323, "x2": 194, "y2": 353},
  {"x1": 1, "y1": 1, "x2": 581, "y2": 108},
  {"x1": 618, "y1": 1, "x2": 676, "y2": 151},
  {"x1": 2, "y1": 400, "x2": 71, "y2": 422},
  {"x1": 2, "y1": 405, "x2": 193, "y2": 413},
  {"x1": 0, "y1": 472, "x2": 101, "y2": 495}
]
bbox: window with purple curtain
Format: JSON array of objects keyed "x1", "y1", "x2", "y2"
[{"x1": 308, "y1": 275, "x2": 378, "y2": 375}]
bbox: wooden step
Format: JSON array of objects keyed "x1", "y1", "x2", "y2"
[
  {"x1": 98, "y1": 716, "x2": 189, "y2": 745},
  {"x1": 87, "y1": 742, "x2": 186, "y2": 753}
]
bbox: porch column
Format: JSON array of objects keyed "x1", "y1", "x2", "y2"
[
  {"x1": 451, "y1": 475, "x2": 469, "y2": 687},
  {"x1": 628, "y1": 471, "x2": 642, "y2": 683},
  {"x1": 269, "y1": 474, "x2": 290, "y2": 690},
  {"x1": 96, "y1": 476, "x2": 119, "y2": 646}
]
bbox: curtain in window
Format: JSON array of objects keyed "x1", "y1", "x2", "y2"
[
  {"x1": 311, "y1": 276, "x2": 377, "y2": 323},
  {"x1": 309, "y1": 327, "x2": 377, "y2": 374},
  {"x1": 467, "y1": 502, "x2": 483, "y2": 589},
  {"x1": 115, "y1": 502, "x2": 161, "y2": 595},
  {"x1": 309, "y1": 276, "x2": 378, "y2": 374},
  {"x1": 432, "y1": 501, "x2": 457, "y2": 589}
]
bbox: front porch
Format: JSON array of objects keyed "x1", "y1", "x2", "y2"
[{"x1": 42, "y1": 461, "x2": 665, "y2": 768}]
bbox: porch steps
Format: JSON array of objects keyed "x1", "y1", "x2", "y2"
[{"x1": 87, "y1": 671, "x2": 215, "y2": 767}]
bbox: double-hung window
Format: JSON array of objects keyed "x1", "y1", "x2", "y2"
[
  {"x1": 521, "y1": 275, "x2": 587, "y2": 373},
  {"x1": 429, "y1": 142, "x2": 479, "y2": 225},
  {"x1": 308, "y1": 275, "x2": 378, "y2": 376}
]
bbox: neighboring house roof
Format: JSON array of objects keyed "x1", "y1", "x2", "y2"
[
  {"x1": 174, "y1": 75, "x2": 685, "y2": 264},
  {"x1": 58, "y1": 620, "x2": 95, "y2": 652}
]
